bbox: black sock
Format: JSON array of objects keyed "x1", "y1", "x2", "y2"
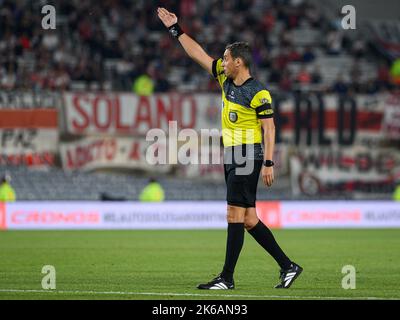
[
  {"x1": 248, "y1": 220, "x2": 292, "y2": 270},
  {"x1": 221, "y1": 223, "x2": 244, "y2": 282}
]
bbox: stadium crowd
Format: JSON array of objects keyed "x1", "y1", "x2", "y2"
[{"x1": 0, "y1": 0, "x2": 398, "y2": 93}]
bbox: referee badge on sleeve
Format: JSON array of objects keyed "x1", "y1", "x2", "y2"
[{"x1": 229, "y1": 111, "x2": 238, "y2": 122}]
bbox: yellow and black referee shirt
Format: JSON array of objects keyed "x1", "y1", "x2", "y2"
[{"x1": 212, "y1": 58, "x2": 273, "y2": 147}]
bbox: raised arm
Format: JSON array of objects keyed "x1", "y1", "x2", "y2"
[{"x1": 157, "y1": 7, "x2": 214, "y2": 75}]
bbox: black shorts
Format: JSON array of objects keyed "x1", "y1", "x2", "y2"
[{"x1": 224, "y1": 144, "x2": 263, "y2": 208}]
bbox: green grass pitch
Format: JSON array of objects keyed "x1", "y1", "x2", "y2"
[{"x1": 0, "y1": 229, "x2": 399, "y2": 300}]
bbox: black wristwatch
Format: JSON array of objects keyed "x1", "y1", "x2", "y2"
[{"x1": 263, "y1": 160, "x2": 274, "y2": 167}]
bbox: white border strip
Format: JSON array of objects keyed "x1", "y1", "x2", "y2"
[{"x1": 0, "y1": 289, "x2": 398, "y2": 300}]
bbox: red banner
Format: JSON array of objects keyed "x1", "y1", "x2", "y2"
[{"x1": 0, "y1": 109, "x2": 58, "y2": 128}]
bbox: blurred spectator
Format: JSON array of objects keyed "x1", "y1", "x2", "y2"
[
  {"x1": 311, "y1": 66, "x2": 322, "y2": 84},
  {"x1": 268, "y1": 64, "x2": 282, "y2": 84},
  {"x1": 0, "y1": 0, "x2": 396, "y2": 94},
  {"x1": 0, "y1": 174, "x2": 16, "y2": 202},
  {"x1": 42, "y1": 29, "x2": 59, "y2": 51},
  {"x1": 326, "y1": 29, "x2": 343, "y2": 55},
  {"x1": 331, "y1": 11, "x2": 344, "y2": 30},
  {"x1": 364, "y1": 79, "x2": 380, "y2": 95},
  {"x1": 257, "y1": 47, "x2": 272, "y2": 69},
  {"x1": 280, "y1": 28, "x2": 293, "y2": 47},
  {"x1": 302, "y1": 46, "x2": 315, "y2": 63},
  {"x1": 53, "y1": 64, "x2": 71, "y2": 90},
  {"x1": 332, "y1": 75, "x2": 348, "y2": 94},
  {"x1": 390, "y1": 58, "x2": 400, "y2": 85},
  {"x1": 287, "y1": 46, "x2": 301, "y2": 62},
  {"x1": 351, "y1": 37, "x2": 367, "y2": 59},
  {"x1": 155, "y1": 74, "x2": 171, "y2": 93},
  {"x1": 275, "y1": 50, "x2": 289, "y2": 70},
  {"x1": 393, "y1": 182, "x2": 400, "y2": 201},
  {"x1": 304, "y1": 3, "x2": 322, "y2": 28},
  {"x1": 0, "y1": 63, "x2": 16, "y2": 89},
  {"x1": 279, "y1": 70, "x2": 293, "y2": 91},
  {"x1": 377, "y1": 62, "x2": 391, "y2": 88},
  {"x1": 261, "y1": 11, "x2": 276, "y2": 33},
  {"x1": 281, "y1": 5, "x2": 301, "y2": 30},
  {"x1": 132, "y1": 74, "x2": 154, "y2": 96},
  {"x1": 115, "y1": 58, "x2": 137, "y2": 91},
  {"x1": 180, "y1": 0, "x2": 196, "y2": 17},
  {"x1": 350, "y1": 61, "x2": 361, "y2": 79},
  {"x1": 349, "y1": 62, "x2": 362, "y2": 92},
  {"x1": 139, "y1": 177, "x2": 165, "y2": 202},
  {"x1": 296, "y1": 66, "x2": 311, "y2": 84}
]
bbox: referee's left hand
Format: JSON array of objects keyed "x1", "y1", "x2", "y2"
[
  {"x1": 157, "y1": 7, "x2": 178, "y2": 28},
  {"x1": 262, "y1": 166, "x2": 274, "y2": 187}
]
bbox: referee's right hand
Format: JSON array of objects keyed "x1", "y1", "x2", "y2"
[{"x1": 157, "y1": 7, "x2": 178, "y2": 28}]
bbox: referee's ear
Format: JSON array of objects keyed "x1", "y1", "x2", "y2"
[{"x1": 234, "y1": 57, "x2": 242, "y2": 68}]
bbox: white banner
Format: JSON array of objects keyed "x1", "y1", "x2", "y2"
[
  {"x1": 0, "y1": 129, "x2": 58, "y2": 154},
  {"x1": 59, "y1": 136, "x2": 172, "y2": 172},
  {"x1": 1, "y1": 201, "x2": 400, "y2": 230},
  {"x1": 256, "y1": 201, "x2": 400, "y2": 229},
  {"x1": 2, "y1": 202, "x2": 227, "y2": 230}
]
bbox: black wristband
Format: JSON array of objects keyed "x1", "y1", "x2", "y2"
[
  {"x1": 168, "y1": 23, "x2": 184, "y2": 38},
  {"x1": 263, "y1": 160, "x2": 274, "y2": 167}
]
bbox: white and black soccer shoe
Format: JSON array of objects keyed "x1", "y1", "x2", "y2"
[
  {"x1": 274, "y1": 262, "x2": 303, "y2": 289},
  {"x1": 197, "y1": 275, "x2": 234, "y2": 290}
]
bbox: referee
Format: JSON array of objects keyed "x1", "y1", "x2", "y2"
[{"x1": 157, "y1": 7, "x2": 302, "y2": 289}]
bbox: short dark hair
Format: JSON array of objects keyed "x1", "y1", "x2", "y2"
[
  {"x1": 149, "y1": 177, "x2": 157, "y2": 183},
  {"x1": 1, "y1": 174, "x2": 10, "y2": 183},
  {"x1": 225, "y1": 42, "x2": 252, "y2": 68}
]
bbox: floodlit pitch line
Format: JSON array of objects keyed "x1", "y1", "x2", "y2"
[{"x1": 0, "y1": 289, "x2": 399, "y2": 300}]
